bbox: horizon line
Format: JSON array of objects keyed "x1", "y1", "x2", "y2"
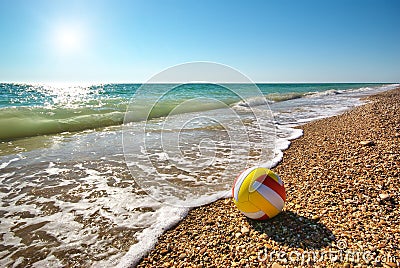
[{"x1": 0, "y1": 81, "x2": 398, "y2": 85}]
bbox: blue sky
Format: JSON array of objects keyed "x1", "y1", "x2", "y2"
[{"x1": 0, "y1": 0, "x2": 399, "y2": 83}]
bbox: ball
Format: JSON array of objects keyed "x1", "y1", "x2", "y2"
[{"x1": 232, "y1": 167, "x2": 286, "y2": 220}]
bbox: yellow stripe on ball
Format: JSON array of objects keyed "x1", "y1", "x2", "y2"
[{"x1": 249, "y1": 190, "x2": 281, "y2": 218}]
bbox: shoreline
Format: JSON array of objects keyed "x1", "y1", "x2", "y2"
[{"x1": 136, "y1": 87, "x2": 400, "y2": 267}]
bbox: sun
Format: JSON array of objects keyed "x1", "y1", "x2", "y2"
[{"x1": 53, "y1": 25, "x2": 85, "y2": 54}]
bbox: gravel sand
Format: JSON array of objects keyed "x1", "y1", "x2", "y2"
[{"x1": 137, "y1": 88, "x2": 400, "y2": 268}]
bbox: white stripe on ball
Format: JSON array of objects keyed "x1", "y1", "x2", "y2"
[{"x1": 253, "y1": 181, "x2": 285, "y2": 211}]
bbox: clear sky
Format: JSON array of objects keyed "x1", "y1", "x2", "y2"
[{"x1": 0, "y1": 0, "x2": 399, "y2": 83}]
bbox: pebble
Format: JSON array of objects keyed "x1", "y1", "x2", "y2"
[
  {"x1": 311, "y1": 215, "x2": 320, "y2": 221},
  {"x1": 259, "y1": 233, "x2": 268, "y2": 239},
  {"x1": 241, "y1": 226, "x2": 250, "y2": 234},
  {"x1": 178, "y1": 253, "x2": 186, "y2": 260},
  {"x1": 360, "y1": 140, "x2": 375, "y2": 146},
  {"x1": 160, "y1": 249, "x2": 169, "y2": 255},
  {"x1": 272, "y1": 262, "x2": 283, "y2": 268},
  {"x1": 379, "y1": 193, "x2": 390, "y2": 200}
]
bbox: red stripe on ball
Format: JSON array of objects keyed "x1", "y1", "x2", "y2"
[
  {"x1": 256, "y1": 214, "x2": 269, "y2": 220},
  {"x1": 256, "y1": 175, "x2": 286, "y2": 201}
]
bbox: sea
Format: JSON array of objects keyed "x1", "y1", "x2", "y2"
[{"x1": 0, "y1": 82, "x2": 398, "y2": 267}]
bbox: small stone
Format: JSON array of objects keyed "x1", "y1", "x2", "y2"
[
  {"x1": 360, "y1": 140, "x2": 374, "y2": 146},
  {"x1": 235, "y1": 232, "x2": 241, "y2": 238},
  {"x1": 343, "y1": 262, "x2": 351, "y2": 268},
  {"x1": 160, "y1": 249, "x2": 169, "y2": 255},
  {"x1": 241, "y1": 226, "x2": 250, "y2": 234},
  {"x1": 379, "y1": 193, "x2": 390, "y2": 200},
  {"x1": 259, "y1": 233, "x2": 268, "y2": 239},
  {"x1": 385, "y1": 262, "x2": 397, "y2": 267},
  {"x1": 312, "y1": 215, "x2": 320, "y2": 221},
  {"x1": 178, "y1": 253, "x2": 186, "y2": 260},
  {"x1": 199, "y1": 247, "x2": 206, "y2": 255},
  {"x1": 272, "y1": 262, "x2": 283, "y2": 268},
  {"x1": 361, "y1": 207, "x2": 367, "y2": 212}
]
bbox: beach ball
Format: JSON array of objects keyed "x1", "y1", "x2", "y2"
[{"x1": 232, "y1": 167, "x2": 286, "y2": 220}]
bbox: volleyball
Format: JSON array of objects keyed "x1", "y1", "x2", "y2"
[{"x1": 232, "y1": 167, "x2": 286, "y2": 220}]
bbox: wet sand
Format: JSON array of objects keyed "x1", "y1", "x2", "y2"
[{"x1": 137, "y1": 87, "x2": 400, "y2": 267}]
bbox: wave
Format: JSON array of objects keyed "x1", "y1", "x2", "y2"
[
  {"x1": 344, "y1": 83, "x2": 399, "y2": 94},
  {"x1": 0, "y1": 87, "x2": 340, "y2": 140},
  {"x1": 233, "y1": 96, "x2": 270, "y2": 108},
  {"x1": 0, "y1": 99, "x2": 235, "y2": 140},
  {"x1": 305, "y1": 89, "x2": 342, "y2": 97},
  {"x1": 265, "y1": 92, "x2": 304, "y2": 102},
  {"x1": 124, "y1": 98, "x2": 232, "y2": 123},
  {"x1": 267, "y1": 84, "x2": 398, "y2": 101},
  {"x1": 0, "y1": 107, "x2": 125, "y2": 140},
  {"x1": 239, "y1": 90, "x2": 342, "y2": 105},
  {"x1": 232, "y1": 90, "x2": 335, "y2": 109},
  {"x1": 234, "y1": 93, "x2": 305, "y2": 107}
]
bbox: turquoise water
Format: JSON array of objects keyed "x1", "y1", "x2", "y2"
[
  {"x1": 0, "y1": 82, "x2": 397, "y2": 267},
  {"x1": 0, "y1": 83, "x2": 387, "y2": 140},
  {"x1": 1, "y1": 83, "x2": 385, "y2": 109}
]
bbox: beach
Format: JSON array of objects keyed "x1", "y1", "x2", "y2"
[
  {"x1": 137, "y1": 87, "x2": 400, "y2": 267},
  {"x1": 0, "y1": 84, "x2": 398, "y2": 267}
]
